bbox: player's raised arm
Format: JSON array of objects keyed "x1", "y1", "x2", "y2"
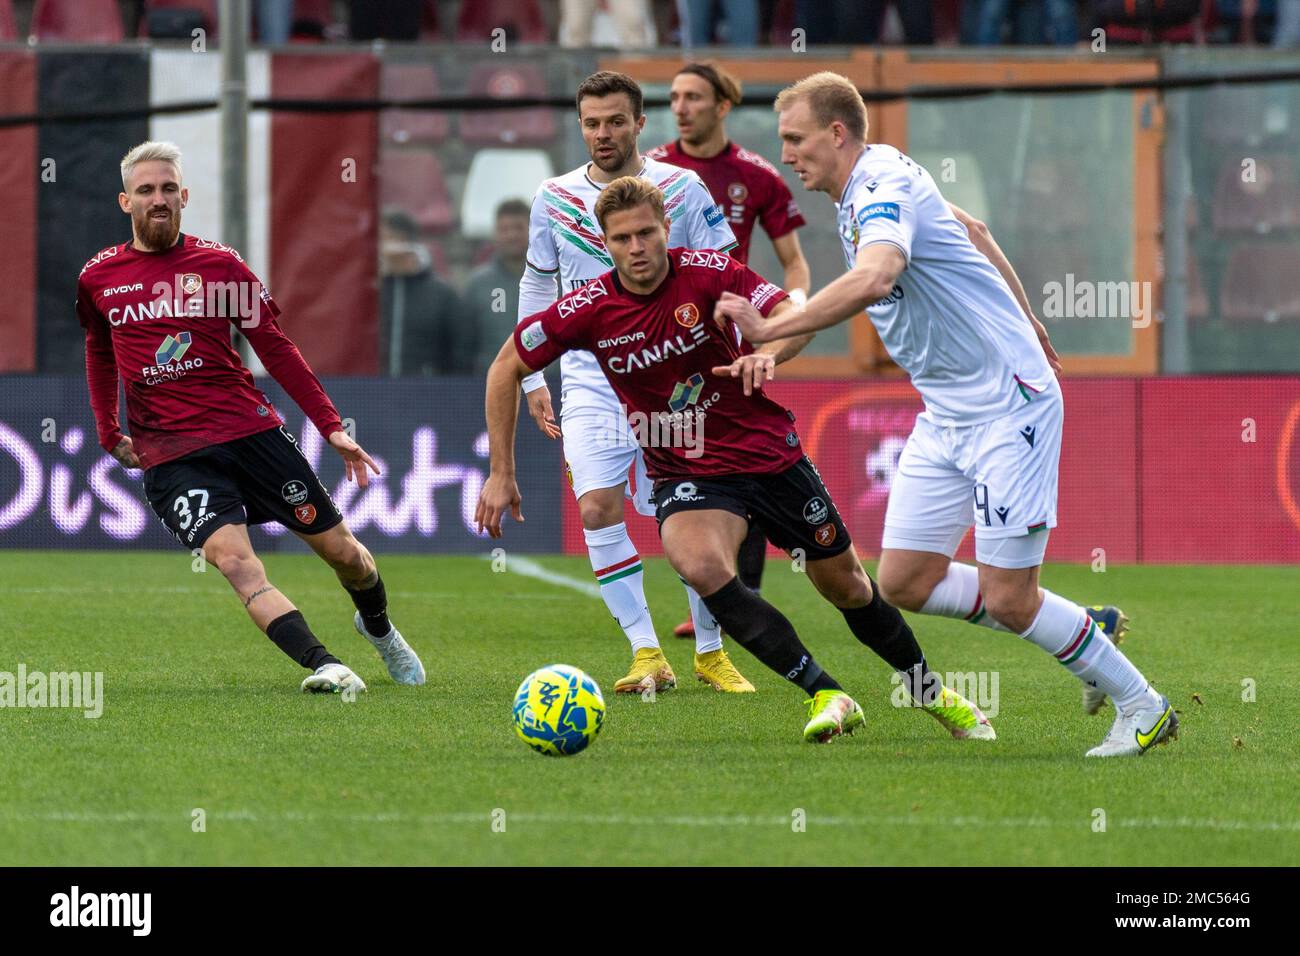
[
  {"x1": 719, "y1": 242, "x2": 906, "y2": 344},
  {"x1": 949, "y1": 201, "x2": 1062, "y2": 376}
]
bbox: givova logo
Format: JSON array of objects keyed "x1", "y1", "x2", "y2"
[
  {"x1": 155, "y1": 331, "x2": 192, "y2": 366},
  {"x1": 668, "y1": 373, "x2": 705, "y2": 412}
]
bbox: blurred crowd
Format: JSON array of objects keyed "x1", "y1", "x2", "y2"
[
  {"x1": 379, "y1": 199, "x2": 532, "y2": 377},
  {"x1": 6, "y1": 1, "x2": 1298, "y2": 47}
]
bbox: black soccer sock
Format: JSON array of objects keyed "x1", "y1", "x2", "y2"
[
  {"x1": 737, "y1": 523, "x2": 766, "y2": 593},
  {"x1": 839, "y1": 576, "x2": 935, "y2": 704},
  {"x1": 702, "y1": 577, "x2": 840, "y2": 694},
  {"x1": 266, "y1": 610, "x2": 339, "y2": 671},
  {"x1": 347, "y1": 575, "x2": 391, "y2": 637}
]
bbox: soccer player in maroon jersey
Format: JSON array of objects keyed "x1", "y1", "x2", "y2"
[
  {"x1": 77, "y1": 141, "x2": 425, "y2": 694},
  {"x1": 648, "y1": 62, "x2": 812, "y2": 640},
  {"x1": 476, "y1": 177, "x2": 995, "y2": 742}
]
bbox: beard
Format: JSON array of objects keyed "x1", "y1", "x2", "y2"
[
  {"x1": 134, "y1": 207, "x2": 181, "y2": 251},
  {"x1": 590, "y1": 141, "x2": 635, "y2": 174}
]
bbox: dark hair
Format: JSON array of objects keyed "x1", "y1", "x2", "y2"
[
  {"x1": 676, "y1": 62, "x2": 742, "y2": 106},
  {"x1": 381, "y1": 206, "x2": 419, "y2": 240},
  {"x1": 495, "y1": 198, "x2": 531, "y2": 221},
  {"x1": 575, "y1": 71, "x2": 644, "y2": 119}
]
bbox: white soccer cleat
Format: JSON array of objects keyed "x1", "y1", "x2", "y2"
[
  {"x1": 354, "y1": 611, "x2": 426, "y2": 686},
  {"x1": 1085, "y1": 693, "x2": 1178, "y2": 757},
  {"x1": 301, "y1": 662, "x2": 367, "y2": 695}
]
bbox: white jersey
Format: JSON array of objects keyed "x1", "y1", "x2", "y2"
[
  {"x1": 520, "y1": 156, "x2": 737, "y2": 415},
  {"x1": 837, "y1": 145, "x2": 1054, "y2": 426}
]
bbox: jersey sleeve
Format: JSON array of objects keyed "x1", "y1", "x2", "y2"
[
  {"x1": 675, "y1": 173, "x2": 737, "y2": 253},
  {"x1": 523, "y1": 184, "x2": 559, "y2": 276},
  {"x1": 723, "y1": 258, "x2": 789, "y2": 318},
  {"x1": 77, "y1": 278, "x2": 125, "y2": 453},
  {"x1": 229, "y1": 258, "x2": 343, "y2": 441},
  {"x1": 758, "y1": 171, "x2": 806, "y2": 241},
  {"x1": 851, "y1": 165, "x2": 916, "y2": 263},
  {"x1": 512, "y1": 297, "x2": 582, "y2": 372}
]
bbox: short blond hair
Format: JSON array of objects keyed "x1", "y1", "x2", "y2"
[
  {"x1": 120, "y1": 140, "x2": 183, "y2": 191},
  {"x1": 774, "y1": 72, "x2": 868, "y2": 143},
  {"x1": 594, "y1": 176, "x2": 665, "y2": 231}
]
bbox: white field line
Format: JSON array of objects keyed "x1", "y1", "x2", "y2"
[
  {"x1": 493, "y1": 555, "x2": 601, "y2": 599},
  {"x1": 4, "y1": 809, "x2": 1297, "y2": 833}
]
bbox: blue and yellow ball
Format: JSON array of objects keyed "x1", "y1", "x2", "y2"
[{"x1": 512, "y1": 664, "x2": 605, "y2": 756}]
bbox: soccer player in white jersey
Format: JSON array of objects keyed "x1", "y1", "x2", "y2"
[
  {"x1": 517, "y1": 71, "x2": 754, "y2": 694},
  {"x1": 720, "y1": 72, "x2": 1178, "y2": 757}
]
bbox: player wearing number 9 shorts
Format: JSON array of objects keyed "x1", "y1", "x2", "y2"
[{"x1": 77, "y1": 140, "x2": 425, "y2": 693}]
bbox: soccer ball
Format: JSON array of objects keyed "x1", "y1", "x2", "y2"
[{"x1": 512, "y1": 664, "x2": 605, "y2": 756}]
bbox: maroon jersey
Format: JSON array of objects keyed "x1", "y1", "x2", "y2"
[
  {"x1": 647, "y1": 140, "x2": 805, "y2": 264},
  {"x1": 513, "y1": 249, "x2": 799, "y2": 480},
  {"x1": 77, "y1": 234, "x2": 344, "y2": 470}
]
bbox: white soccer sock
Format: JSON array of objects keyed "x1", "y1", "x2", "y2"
[
  {"x1": 918, "y1": 562, "x2": 1011, "y2": 632},
  {"x1": 585, "y1": 523, "x2": 658, "y2": 652},
  {"x1": 684, "y1": 583, "x2": 722, "y2": 654},
  {"x1": 1019, "y1": 589, "x2": 1160, "y2": 715}
]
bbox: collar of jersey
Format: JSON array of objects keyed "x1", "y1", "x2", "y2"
[
  {"x1": 838, "y1": 145, "x2": 873, "y2": 208},
  {"x1": 585, "y1": 157, "x2": 648, "y2": 189},
  {"x1": 126, "y1": 233, "x2": 188, "y2": 256}
]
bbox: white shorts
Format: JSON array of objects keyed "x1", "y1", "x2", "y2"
[
  {"x1": 561, "y1": 407, "x2": 655, "y2": 517},
  {"x1": 881, "y1": 384, "x2": 1064, "y2": 570}
]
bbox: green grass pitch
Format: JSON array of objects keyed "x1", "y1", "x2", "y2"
[{"x1": 1, "y1": 549, "x2": 1295, "y2": 866}]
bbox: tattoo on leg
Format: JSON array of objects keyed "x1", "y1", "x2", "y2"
[
  {"x1": 346, "y1": 569, "x2": 379, "y2": 591},
  {"x1": 244, "y1": 585, "x2": 276, "y2": 608}
]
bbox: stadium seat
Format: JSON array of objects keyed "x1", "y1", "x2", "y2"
[
  {"x1": 380, "y1": 64, "x2": 450, "y2": 146},
  {"x1": 378, "y1": 151, "x2": 455, "y2": 233},
  {"x1": 1220, "y1": 242, "x2": 1300, "y2": 323},
  {"x1": 459, "y1": 63, "x2": 557, "y2": 147},
  {"x1": 1211, "y1": 155, "x2": 1300, "y2": 234},
  {"x1": 140, "y1": 0, "x2": 218, "y2": 38},
  {"x1": 460, "y1": 149, "x2": 554, "y2": 240},
  {"x1": 910, "y1": 151, "x2": 989, "y2": 223},
  {"x1": 456, "y1": 0, "x2": 546, "y2": 43},
  {"x1": 30, "y1": 0, "x2": 125, "y2": 42},
  {"x1": 0, "y1": 0, "x2": 17, "y2": 41}
]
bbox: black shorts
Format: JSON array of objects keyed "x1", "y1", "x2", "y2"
[
  {"x1": 143, "y1": 425, "x2": 343, "y2": 550},
  {"x1": 652, "y1": 457, "x2": 852, "y2": 561}
]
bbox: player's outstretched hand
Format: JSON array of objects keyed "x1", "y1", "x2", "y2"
[
  {"x1": 716, "y1": 291, "x2": 768, "y2": 343},
  {"x1": 328, "y1": 429, "x2": 381, "y2": 487},
  {"x1": 712, "y1": 353, "x2": 776, "y2": 396},
  {"x1": 526, "y1": 384, "x2": 561, "y2": 439},
  {"x1": 475, "y1": 473, "x2": 523, "y2": 538},
  {"x1": 1029, "y1": 314, "x2": 1063, "y2": 377},
  {"x1": 111, "y1": 437, "x2": 141, "y2": 470}
]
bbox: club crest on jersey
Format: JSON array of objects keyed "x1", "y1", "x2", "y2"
[
  {"x1": 727, "y1": 182, "x2": 748, "y2": 204},
  {"x1": 815, "y1": 523, "x2": 837, "y2": 547},
  {"x1": 181, "y1": 273, "x2": 202, "y2": 296},
  {"x1": 674, "y1": 303, "x2": 701, "y2": 329},
  {"x1": 295, "y1": 504, "x2": 317, "y2": 525}
]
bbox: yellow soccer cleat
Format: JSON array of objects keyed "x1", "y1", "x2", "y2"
[
  {"x1": 803, "y1": 689, "x2": 865, "y2": 743},
  {"x1": 694, "y1": 649, "x2": 756, "y2": 693},
  {"x1": 923, "y1": 685, "x2": 996, "y2": 740},
  {"x1": 613, "y1": 647, "x2": 677, "y2": 695}
]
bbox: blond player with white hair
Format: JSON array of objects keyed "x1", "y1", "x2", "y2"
[{"x1": 718, "y1": 73, "x2": 1177, "y2": 758}]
